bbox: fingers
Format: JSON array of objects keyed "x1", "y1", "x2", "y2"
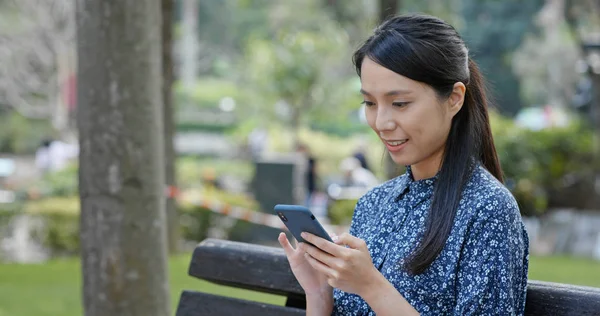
[
  {"x1": 301, "y1": 232, "x2": 345, "y2": 257},
  {"x1": 329, "y1": 232, "x2": 339, "y2": 242},
  {"x1": 336, "y1": 233, "x2": 367, "y2": 250},
  {"x1": 299, "y1": 242, "x2": 338, "y2": 268},
  {"x1": 303, "y1": 251, "x2": 337, "y2": 278},
  {"x1": 278, "y1": 232, "x2": 295, "y2": 257}
]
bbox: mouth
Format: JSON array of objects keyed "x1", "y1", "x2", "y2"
[
  {"x1": 382, "y1": 138, "x2": 409, "y2": 152},
  {"x1": 384, "y1": 139, "x2": 408, "y2": 146}
]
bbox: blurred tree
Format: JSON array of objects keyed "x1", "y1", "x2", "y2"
[
  {"x1": 321, "y1": 0, "x2": 376, "y2": 45},
  {"x1": 243, "y1": 0, "x2": 353, "y2": 146},
  {"x1": 0, "y1": 0, "x2": 76, "y2": 139},
  {"x1": 402, "y1": 0, "x2": 463, "y2": 27},
  {"x1": 163, "y1": 0, "x2": 180, "y2": 254},
  {"x1": 564, "y1": 0, "x2": 600, "y2": 128},
  {"x1": 173, "y1": 0, "x2": 272, "y2": 77},
  {"x1": 460, "y1": 0, "x2": 545, "y2": 116},
  {"x1": 77, "y1": 0, "x2": 170, "y2": 315},
  {"x1": 512, "y1": 0, "x2": 580, "y2": 108},
  {"x1": 564, "y1": 0, "x2": 600, "y2": 206},
  {"x1": 379, "y1": 0, "x2": 400, "y2": 22}
]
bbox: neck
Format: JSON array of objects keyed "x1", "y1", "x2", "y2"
[{"x1": 411, "y1": 148, "x2": 444, "y2": 180}]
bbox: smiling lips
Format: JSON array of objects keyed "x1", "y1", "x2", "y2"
[{"x1": 383, "y1": 138, "x2": 409, "y2": 152}]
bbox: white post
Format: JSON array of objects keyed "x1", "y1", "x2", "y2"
[{"x1": 181, "y1": 0, "x2": 198, "y2": 89}]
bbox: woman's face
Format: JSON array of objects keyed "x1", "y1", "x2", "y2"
[{"x1": 360, "y1": 57, "x2": 465, "y2": 177}]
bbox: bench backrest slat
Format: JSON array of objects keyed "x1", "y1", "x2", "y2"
[
  {"x1": 188, "y1": 238, "x2": 303, "y2": 296},
  {"x1": 176, "y1": 291, "x2": 304, "y2": 316},
  {"x1": 525, "y1": 281, "x2": 600, "y2": 315},
  {"x1": 185, "y1": 239, "x2": 600, "y2": 315}
]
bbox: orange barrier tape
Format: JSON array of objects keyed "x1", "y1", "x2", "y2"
[{"x1": 178, "y1": 191, "x2": 347, "y2": 236}]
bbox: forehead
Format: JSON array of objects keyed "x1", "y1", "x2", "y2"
[{"x1": 360, "y1": 57, "x2": 424, "y2": 95}]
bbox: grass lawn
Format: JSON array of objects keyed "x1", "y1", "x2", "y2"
[
  {"x1": 0, "y1": 254, "x2": 598, "y2": 316},
  {"x1": 0, "y1": 255, "x2": 284, "y2": 316}
]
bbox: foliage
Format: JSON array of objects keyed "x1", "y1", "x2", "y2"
[
  {"x1": 24, "y1": 197, "x2": 79, "y2": 215},
  {"x1": 20, "y1": 197, "x2": 79, "y2": 255},
  {"x1": 491, "y1": 112, "x2": 598, "y2": 216},
  {"x1": 174, "y1": 78, "x2": 242, "y2": 110},
  {"x1": 178, "y1": 186, "x2": 259, "y2": 242},
  {"x1": 34, "y1": 164, "x2": 79, "y2": 197},
  {"x1": 328, "y1": 199, "x2": 358, "y2": 225},
  {"x1": 241, "y1": 0, "x2": 356, "y2": 137},
  {"x1": 0, "y1": 111, "x2": 54, "y2": 154},
  {"x1": 15, "y1": 186, "x2": 259, "y2": 256},
  {"x1": 176, "y1": 156, "x2": 254, "y2": 188},
  {"x1": 322, "y1": 112, "x2": 597, "y2": 223},
  {"x1": 267, "y1": 125, "x2": 385, "y2": 180},
  {"x1": 460, "y1": 0, "x2": 545, "y2": 116},
  {"x1": 173, "y1": 78, "x2": 246, "y2": 132},
  {"x1": 0, "y1": 0, "x2": 75, "y2": 131},
  {"x1": 402, "y1": 0, "x2": 464, "y2": 27},
  {"x1": 173, "y1": 0, "x2": 272, "y2": 76},
  {"x1": 512, "y1": 24, "x2": 580, "y2": 108}
]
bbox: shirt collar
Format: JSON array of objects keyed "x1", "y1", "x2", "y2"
[{"x1": 394, "y1": 165, "x2": 438, "y2": 201}]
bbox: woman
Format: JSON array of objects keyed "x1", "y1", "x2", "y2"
[{"x1": 278, "y1": 14, "x2": 529, "y2": 315}]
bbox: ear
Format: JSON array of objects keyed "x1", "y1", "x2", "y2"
[{"x1": 447, "y1": 82, "x2": 466, "y2": 117}]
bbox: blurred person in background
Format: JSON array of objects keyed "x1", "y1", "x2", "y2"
[
  {"x1": 35, "y1": 139, "x2": 78, "y2": 174},
  {"x1": 352, "y1": 139, "x2": 371, "y2": 172},
  {"x1": 296, "y1": 143, "x2": 318, "y2": 207},
  {"x1": 339, "y1": 156, "x2": 378, "y2": 188}
]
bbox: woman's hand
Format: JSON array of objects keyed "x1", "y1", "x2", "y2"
[
  {"x1": 278, "y1": 232, "x2": 332, "y2": 297},
  {"x1": 298, "y1": 232, "x2": 380, "y2": 297}
]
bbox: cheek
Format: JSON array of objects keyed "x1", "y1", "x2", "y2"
[
  {"x1": 407, "y1": 107, "x2": 449, "y2": 146},
  {"x1": 365, "y1": 108, "x2": 377, "y2": 131},
  {"x1": 424, "y1": 112, "x2": 453, "y2": 146}
]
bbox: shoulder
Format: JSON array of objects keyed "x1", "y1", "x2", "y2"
[
  {"x1": 459, "y1": 164, "x2": 524, "y2": 237},
  {"x1": 464, "y1": 165, "x2": 519, "y2": 217}
]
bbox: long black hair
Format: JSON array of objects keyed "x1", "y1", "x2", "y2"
[{"x1": 353, "y1": 14, "x2": 503, "y2": 275}]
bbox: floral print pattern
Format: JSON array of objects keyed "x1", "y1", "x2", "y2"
[{"x1": 332, "y1": 164, "x2": 529, "y2": 315}]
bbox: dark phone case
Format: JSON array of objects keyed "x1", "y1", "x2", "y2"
[{"x1": 275, "y1": 204, "x2": 333, "y2": 245}]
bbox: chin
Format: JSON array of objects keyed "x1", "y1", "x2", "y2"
[{"x1": 388, "y1": 152, "x2": 413, "y2": 167}]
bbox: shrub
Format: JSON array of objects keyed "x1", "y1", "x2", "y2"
[
  {"x1": 328, "y1": 199, "x2": 358, "y2": 226},
  {"x1": 492, "y1": 114, "x2": 598, "y2": 216},
  {"x1": 14, "y1": 188, "x2": 260, "y2": 256},
  {"x1": 0, "y1": 111, "x2": 55, "y2": 154}
]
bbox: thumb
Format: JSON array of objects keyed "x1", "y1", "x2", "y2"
[
  {"x1": 278, "y1": 232, "x2": 296, "y2": 257},
  {"x1": 336, "y1": 233, "x2": 366, "y2": 250}
]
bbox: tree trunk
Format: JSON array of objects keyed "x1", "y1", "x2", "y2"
[
  {"x1": 76, "y1": 0, "x2": 170, "y2": 315},
  {"x1": 162, "y1": 0, "x2": 179, "y2": 254},
  {"x1": 379, "y1": 0, "x2": 399, "y2": 23}
]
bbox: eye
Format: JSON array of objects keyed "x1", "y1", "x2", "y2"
[
  {"x1": 361, "y1": 100, "x2": 375, "y2": 107},
  {"x1": 392, "y1": 102, "x2": 410, "y2": 108}
]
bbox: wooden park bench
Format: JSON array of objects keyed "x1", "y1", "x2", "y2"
[{"x1": 176, "y1": 238, "x2": 600, "y2": 316}]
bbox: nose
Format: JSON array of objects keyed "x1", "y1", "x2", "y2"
[{"x1": 375, "y1": 106, "x2": 396, "y2": 132}]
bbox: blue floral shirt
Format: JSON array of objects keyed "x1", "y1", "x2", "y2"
[{"x1": 332, "y1": 163, "x2": 529, "y2": 315}]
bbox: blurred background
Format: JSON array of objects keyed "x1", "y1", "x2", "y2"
[{"x1": 1, "y1": 0, "x2": 600, "y2": 315}]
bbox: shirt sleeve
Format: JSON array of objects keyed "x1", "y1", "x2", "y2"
[{"x1": 453, "y1": 194, "x2": 529, "y2": 315}]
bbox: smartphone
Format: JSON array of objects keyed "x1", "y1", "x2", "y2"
[{"x1": 275, "y1": 204, "x2": 333, "y2": 246}]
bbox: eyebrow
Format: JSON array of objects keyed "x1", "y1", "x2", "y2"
[{"x1": 360, "y1": 89, "x2": 411, "y2": 97}]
